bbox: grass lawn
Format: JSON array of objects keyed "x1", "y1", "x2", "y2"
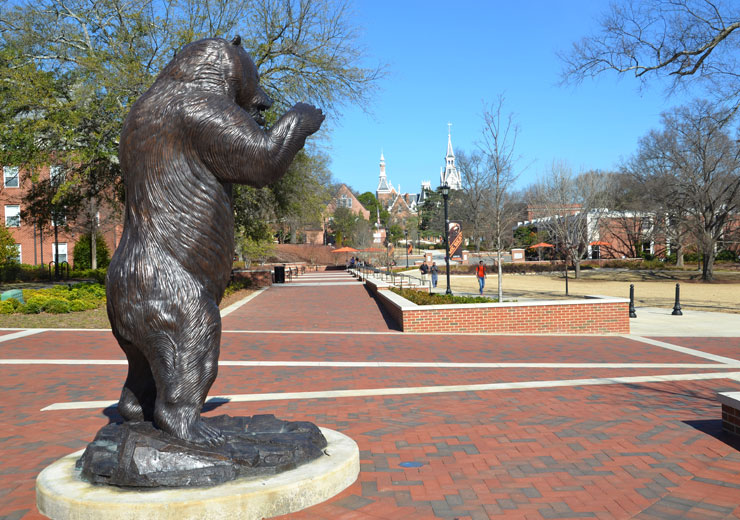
[
  {"x1": 0, "y1": 288, "x2": 255, "y2": 329},
  {"x1": 406, "y1": 268, "x2": 740, "y2": 314}
]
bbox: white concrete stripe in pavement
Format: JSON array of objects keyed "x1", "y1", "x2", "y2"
[
  {"x1": 41, "y1": 370, "x2": 740, "y2": 411},
  {"x1": 220, "y1": 287, "x2": 268, "y2": 317},
  {"x1": 625, "y1": 335, "x2": 740, "y2": 364},
  {"x1": 0, "y1": 329, "x2": 47, "y2": 342},
  {"x1": 5, "y1": 359, "x2": 740, "y2": 369}
]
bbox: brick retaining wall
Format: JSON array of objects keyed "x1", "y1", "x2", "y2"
[
  {"x1": 232, "y1": 269, "x2": 272, "y2": 287},
  {"x1": 360, "y1": 272, "x2": 629, "y2": 334},
  {"x1": 719, "y1": 393, "x2": 740, "y2": 437}
]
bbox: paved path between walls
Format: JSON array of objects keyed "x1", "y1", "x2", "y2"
[{"x1": 2, "y1": 271, "x2": 740, "y2": 519}]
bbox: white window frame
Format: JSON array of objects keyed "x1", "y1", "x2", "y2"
[
  {"x1": 5, "y1": 205, "x2": 20, "y2": 228},
  {"x1": 49, "y1": 165, "x2": 63, "y2": 183},
  {"x1": 3, "y1": 166, "x2": 19, "y2": 188},
  {"x1": 12, "y1": 244, "x2": 21, "y2": 263},
  {"x1": 338, "y1": 194, "x2": 352, "y2": 208},
  {"x1": 53, "y1": 242, "x2": 68, "y2": 264}
]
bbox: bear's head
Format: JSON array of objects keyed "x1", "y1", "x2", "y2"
[{"x1": 157, "y1": 37, "x2": 273, "y2": 125}]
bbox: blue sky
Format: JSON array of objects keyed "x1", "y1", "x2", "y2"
[{"x1": 323, "y1": 0, "x2": 692, "y2": 196}]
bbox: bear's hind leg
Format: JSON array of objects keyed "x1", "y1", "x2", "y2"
[
  {"x1": 116, "y1": 337, "x2": 156, "y2": 422},
  {"x1": 148, "y1": 322, "x2": 223, "y2": 446}
]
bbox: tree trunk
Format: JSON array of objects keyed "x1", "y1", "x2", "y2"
[
  {"x1": 53, "y1": 220, "x2": 60, "y2": 279},
  {"x1": 675, "y1": 243, "x2": 684, "y2": 267},
  {"x1": 91, "y1": 201, "x2": 98, "y2": 270},
  {"x1": 702, "y1": 250, "x2": 715, "y2": 281},
  {"x1": 574, "y1": 257, "x2": 581, "y2": 278}
]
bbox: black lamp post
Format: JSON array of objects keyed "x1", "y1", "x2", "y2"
[
  {"x1": 405, "y1": 229, "x2": 409, "y2": 268},
  {"x1": 441, "y1": 183, "x2": 452, "y2": 295}
]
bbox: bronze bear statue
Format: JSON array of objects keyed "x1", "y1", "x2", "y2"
[{"x1": 106, "y1": 36, "x2": 324, "y2": 446}]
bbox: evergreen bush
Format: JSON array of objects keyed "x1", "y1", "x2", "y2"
[
  {"x1": 716, "y1": 250, "x2": 738, "y2": 262},
  {"x1": 73, "y1": 234, "x2": 111, "y2": 270}
]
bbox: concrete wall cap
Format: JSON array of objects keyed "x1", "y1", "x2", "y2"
[{"x1": 719, "y1": 392, "x2": 740, "y2": 408}]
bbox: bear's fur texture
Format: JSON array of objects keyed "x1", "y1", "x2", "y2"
[{"x1": 107, "y1": 37, "x2": 323, "y2": 445}]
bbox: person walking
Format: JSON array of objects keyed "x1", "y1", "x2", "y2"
[
  {"x1": 475, "y1": 260, "x2": 486, "y2": 295},
  {"x1": 430, "y1": 261, "x2": 439, "y2": 288},
  {"x1": 419, "y1": 262, "x2": 429, "y2": 283}
]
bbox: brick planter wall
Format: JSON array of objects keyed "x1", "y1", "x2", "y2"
[
  {"x1": 358, "y1": 272, "x2": 629, "y2": 334},
  {"x1": 401, "y1": 301, "x2": 629, "y2": 334},
  {"x1": 232, "y1": 269, "x2": 273, "y2": 287},
  {"x1": 719, "y1": 393, "x2": 740, "y2": 437}
]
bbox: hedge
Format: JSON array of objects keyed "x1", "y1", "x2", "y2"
[
  {"x1": 390, "y1": 287, "x2": 497, "y2": 305},
  {"x1": 0, "y1": 262, "x2": 108, "y2": 283}
]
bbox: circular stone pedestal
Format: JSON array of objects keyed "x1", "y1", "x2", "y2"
[{"x1": 36, "y1": 428, "x2": 359, "y2": 520}]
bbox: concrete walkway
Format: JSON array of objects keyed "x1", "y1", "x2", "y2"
[
  {"x1": 2, "y1": 270, "x2": 740, "y2": 519},
  {"x1": 631, "y1": 307, "x2": 740, "y2": 337}
]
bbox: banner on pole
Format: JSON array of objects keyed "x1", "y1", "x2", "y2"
[{"x1": 448, "y1": 221, "x2": 463, "y2": 259}]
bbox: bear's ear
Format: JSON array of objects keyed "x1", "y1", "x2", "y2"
[{"x1": 231, "y1": 35, "x2": 241, "y2": 46}]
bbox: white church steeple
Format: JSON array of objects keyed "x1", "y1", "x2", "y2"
[
  {"x1": 377, "y1": 151, "x2": 391, "y2": 194},
  {"x1": 439, "y1": 123, "x2": 462, "y2": 190}
]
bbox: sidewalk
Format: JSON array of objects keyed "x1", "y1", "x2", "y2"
[
  {"x1": 1, "y1": 270, "x2": 740, "y2": 519},
  {"x1": 630, "y1": 307, "x2": 740, "y2": 337}
]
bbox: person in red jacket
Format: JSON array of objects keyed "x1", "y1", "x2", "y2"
[{"x1": 475, "y1": 261, "x2": 486, "y2": 295}]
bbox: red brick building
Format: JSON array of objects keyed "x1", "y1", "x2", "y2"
[
  {"x1": 1, "y1": 165, "x2": 122, "y2": 267},
  {"x1": 303, "y1": 184, "x2": 370, "y2": 245}
]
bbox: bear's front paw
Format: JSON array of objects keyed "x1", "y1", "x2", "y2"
[{"x1": 291, "y1": 102, "x2": 325, "y2": 135}]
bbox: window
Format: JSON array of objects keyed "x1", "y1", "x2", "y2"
[
  {"x1": 3, "y1": 166, "x2": 19, "y2": 188},
  {"x1": 11, "y1": 244, "x2": 21, "y2": 263},
  {"x1": 338, "y1": 194, "x2": 352, "y2": 208},
  {"x1": 53, "y1": 243, "x2": 68, "y2": 263},
  {"x1": 5, "y1": 205, "x2": 20, "y2": 227}
]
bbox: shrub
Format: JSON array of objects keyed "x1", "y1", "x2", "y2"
[
  {"x1": 223, "y1": 279, "x2": 253, "y2": 297},
  {"x1": 0, "y1": 263, "x2": 55, "y2": 283},
  {"x1": 20, "y1": 300, "x2": 42, "y2": 314},
  {"x1": 716, "y1": 250, "x2": 738, "y2": 262},
  {"x1": 0, "y1": 300, "x2": 16, "y2": 314},
  {"x1": 642, "y1": 259, "x2": 667, "y2": 269},
  {"x1": 2, "y1": 282, "x2": 109, "y2": 315},
  {"x1": 43, "y1": 298, "x2": 71, "y2": 313},
  {"x1": 69, "y1": 300, "x2": 89, "y2": 312},
  {"x1": 73, "y1": 233, "x2": 111, "y2": 270},
  {"x1": 70, "y1": 267, "x2": 108, "y2": 284},
  {"x1": 390, "y1": 287, "x2": 498, "y2": 305}
]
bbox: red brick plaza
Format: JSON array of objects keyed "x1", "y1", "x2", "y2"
[{"x1": 2, "y1": 271, "x2": 740, "y2": 519}]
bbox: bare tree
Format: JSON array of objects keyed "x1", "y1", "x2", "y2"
[
  {"x1": 530, "y1": 163, "x2": 609, "y2": 282},
  {"x1": 601, "y1": 172, "x2": 659, "y2": 259},
  {"x1": 456, "y1": 150, "x2": 493, "y2": 253},
  {"x1": 478, "y1": 96, "x2": 523, "y2": 301},
  {"x1": 561, "y1": 0, "x2": 740, "y2": 115},
  {"x1": 626, "y1": 99, "x2": 740, "y2": 280}
]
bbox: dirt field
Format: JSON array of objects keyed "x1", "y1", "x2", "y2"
[{"x1": 430, "y1": 269, "x2": 740, "y2": 314}]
